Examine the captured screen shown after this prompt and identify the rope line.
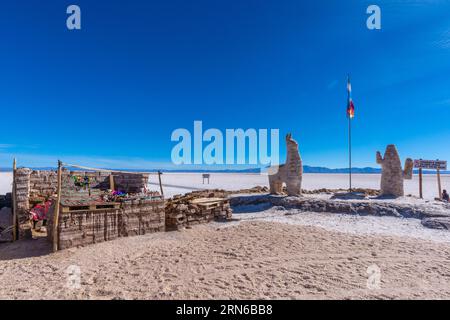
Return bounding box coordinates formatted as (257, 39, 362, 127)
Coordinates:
(61, 162, 161, 175)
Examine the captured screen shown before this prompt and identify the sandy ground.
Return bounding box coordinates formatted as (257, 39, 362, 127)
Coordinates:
(1, 219, 450, 300)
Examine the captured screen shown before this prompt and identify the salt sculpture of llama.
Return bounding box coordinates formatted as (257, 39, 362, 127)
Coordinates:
(376, 144, 413, 197)
(268, 133, 303, 196)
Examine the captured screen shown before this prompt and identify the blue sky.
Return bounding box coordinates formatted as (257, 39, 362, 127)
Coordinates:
(1, 0, 450, 169)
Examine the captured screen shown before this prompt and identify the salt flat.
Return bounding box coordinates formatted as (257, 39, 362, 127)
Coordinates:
(2, 172, 449, 200)
(0, 173, 12, 195)
(150, 172, 450, 200)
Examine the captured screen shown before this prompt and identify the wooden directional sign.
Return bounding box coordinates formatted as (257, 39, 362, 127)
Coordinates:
(413, 159, 447, 170)
(413, 159, 447, 200)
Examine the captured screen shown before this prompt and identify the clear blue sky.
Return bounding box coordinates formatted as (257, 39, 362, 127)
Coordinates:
(1, 0, 450, 169)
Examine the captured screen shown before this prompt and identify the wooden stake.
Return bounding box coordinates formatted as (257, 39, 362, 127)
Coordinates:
(419, 167, 423, 199)
(109, 174, 115, 191)
(437, 164, 442, 200)
(52, 160, 63, 252)
(158, 171, 164, 197)
(12, 158, 17, 242)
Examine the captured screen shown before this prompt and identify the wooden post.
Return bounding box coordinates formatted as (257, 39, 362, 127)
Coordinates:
(12, 158, 17, 241)
(52, 160, 63, 252)
(437, 163, 442, 200)
(419, 167, 423, 199)
(109, 174, 115, 191)
(158, 171, 164, 197)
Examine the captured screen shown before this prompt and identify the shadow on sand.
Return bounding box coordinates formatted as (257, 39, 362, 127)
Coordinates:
(230, 194, 280, 214)
(371, 195, 399, 200)
(0, 238, 52, 261)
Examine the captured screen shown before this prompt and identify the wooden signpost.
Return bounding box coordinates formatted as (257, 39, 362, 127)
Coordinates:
(413, 159, 447, 199)
(53, 160, 63, 252)
(12, 158, 17, 241)
(202, 173, 210, 184)
(437, 166, 442, 200)
(157, 171, 164, 197)
(109, 174, 115, 191)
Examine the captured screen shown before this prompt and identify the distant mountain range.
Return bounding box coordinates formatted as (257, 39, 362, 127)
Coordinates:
(302, 166, 381, 174)
(1, 165, 449, 174)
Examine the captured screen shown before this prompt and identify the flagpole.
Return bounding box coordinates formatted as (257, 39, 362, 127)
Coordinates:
(347, 74, 352, 192)
(349, 116, 352, 192)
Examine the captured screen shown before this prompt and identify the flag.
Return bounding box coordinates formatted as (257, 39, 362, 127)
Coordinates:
(347, 76, 355, 119)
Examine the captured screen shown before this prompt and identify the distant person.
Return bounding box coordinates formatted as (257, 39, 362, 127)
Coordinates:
(442, 190, 449, 202)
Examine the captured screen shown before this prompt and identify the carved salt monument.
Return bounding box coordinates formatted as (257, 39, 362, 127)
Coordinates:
(376, 144, 413, 197)
(269, 133, 303, 196)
